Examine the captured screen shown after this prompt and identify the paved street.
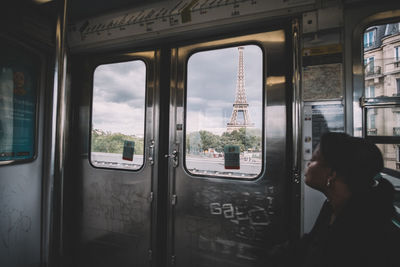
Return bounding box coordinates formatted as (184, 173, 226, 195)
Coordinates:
(91, 152, 262, 177)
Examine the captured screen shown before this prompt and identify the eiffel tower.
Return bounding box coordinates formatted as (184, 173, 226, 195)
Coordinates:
(227, 46, 254, 132)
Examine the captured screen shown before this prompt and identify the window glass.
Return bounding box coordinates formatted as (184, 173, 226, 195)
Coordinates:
(366, 107, 400, 136)
(0, 40, 39, 162)
(185, 45, 263, 179)
(362, 22, 400, 202)
(396, 78, 400, 95)
(364, 57, 377, 76)
(90, 60, 146, 170)
(365, 85, 375, 97)
(364, 30, 375, 48)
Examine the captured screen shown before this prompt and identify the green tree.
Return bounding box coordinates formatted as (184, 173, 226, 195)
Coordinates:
(91, 129, 144, 155)
(185, 128, 262, 154)
(187, 131, 202, 154)
(199, 130, 219, 152)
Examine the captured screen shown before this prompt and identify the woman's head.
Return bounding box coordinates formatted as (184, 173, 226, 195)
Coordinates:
(318, 132, 383, 194)
(305, 132, 383, 195)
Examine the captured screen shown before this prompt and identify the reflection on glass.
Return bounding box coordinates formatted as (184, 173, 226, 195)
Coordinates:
(366, 107, 400, 136)
(185, 45, 263, 179)
(90, 60, 146, 170)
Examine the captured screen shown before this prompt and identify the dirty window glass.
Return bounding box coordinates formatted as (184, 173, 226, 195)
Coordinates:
(90, 60, 146, 170)
(185, 45, 263, 179)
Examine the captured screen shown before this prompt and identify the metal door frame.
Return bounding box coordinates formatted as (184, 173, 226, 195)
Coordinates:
(166, 23, 298, 267)
(62, 49, 160, 267)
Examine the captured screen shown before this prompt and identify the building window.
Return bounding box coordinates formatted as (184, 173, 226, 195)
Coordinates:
(364, 57, 375, 75)
(397, 79, 400, 95)
(367, 111, 376, 129)
(396, 146, 400, 169)
(395, 46, 400, 62)
(364, 30, 376, 48)
(365, 85, 375, 97)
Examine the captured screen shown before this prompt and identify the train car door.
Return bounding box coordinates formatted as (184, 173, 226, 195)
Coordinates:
(167, 28, 295, 267)
(65, 50, 159, 267)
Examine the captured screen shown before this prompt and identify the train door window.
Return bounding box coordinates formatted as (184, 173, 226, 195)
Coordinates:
(90, 60, 146, 170)
(0, 39, 39, 163)
(185, 45, 263, 179)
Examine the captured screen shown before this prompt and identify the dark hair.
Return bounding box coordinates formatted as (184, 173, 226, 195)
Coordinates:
(319, 132, 394, 199)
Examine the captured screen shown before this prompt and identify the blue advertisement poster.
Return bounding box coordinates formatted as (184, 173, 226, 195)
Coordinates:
(0, 42, 38, 161)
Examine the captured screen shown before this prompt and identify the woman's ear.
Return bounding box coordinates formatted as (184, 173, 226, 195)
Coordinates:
(326, 170, 337, 188)
(328, 169, 337, 180)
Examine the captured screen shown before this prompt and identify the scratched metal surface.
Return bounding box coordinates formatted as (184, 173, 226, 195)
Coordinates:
(0, 167, 41, 266)
(168, 29, 291, 267)
(75, 165, 152, 267)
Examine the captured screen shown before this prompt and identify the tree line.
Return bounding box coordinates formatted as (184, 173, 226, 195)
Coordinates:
(91, 128, 261, 156)
(91, 129, 144, 155)
(186, 128, 261, 154)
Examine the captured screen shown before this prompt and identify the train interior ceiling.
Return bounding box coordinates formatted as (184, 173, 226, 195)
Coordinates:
(1, 0, 400, 267)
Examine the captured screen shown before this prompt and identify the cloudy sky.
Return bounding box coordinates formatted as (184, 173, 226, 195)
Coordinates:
(92, 60, 146, 136)
(187, 45, 263, 134)
(92, 44, 263, 136)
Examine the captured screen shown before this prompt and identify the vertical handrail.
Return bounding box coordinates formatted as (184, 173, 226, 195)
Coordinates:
(292, 19, 302, 182)
(291, 18, 302, 238)
(51, 0, 69, 265)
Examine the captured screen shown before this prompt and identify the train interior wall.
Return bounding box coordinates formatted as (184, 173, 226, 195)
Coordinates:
(0, 0, 400, 267)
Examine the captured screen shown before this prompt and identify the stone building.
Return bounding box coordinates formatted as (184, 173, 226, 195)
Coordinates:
(364, 22, 400, 169)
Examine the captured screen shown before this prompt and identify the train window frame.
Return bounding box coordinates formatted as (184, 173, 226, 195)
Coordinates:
(88, 58, 148, 172)
(360, 20, 400, 177)
(0, 37, 42, 166)
(183, 42, 265, 180)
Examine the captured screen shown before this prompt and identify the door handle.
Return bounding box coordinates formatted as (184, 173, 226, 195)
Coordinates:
(148, 140, 155, 165)
(165, 149, 178, 167)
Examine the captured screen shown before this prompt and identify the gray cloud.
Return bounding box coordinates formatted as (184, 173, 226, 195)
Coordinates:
(94, 60, 146, 104)
(187, 45, 263, 132)
(91, 45, 263, 136)
(92, 60, 146, 135)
